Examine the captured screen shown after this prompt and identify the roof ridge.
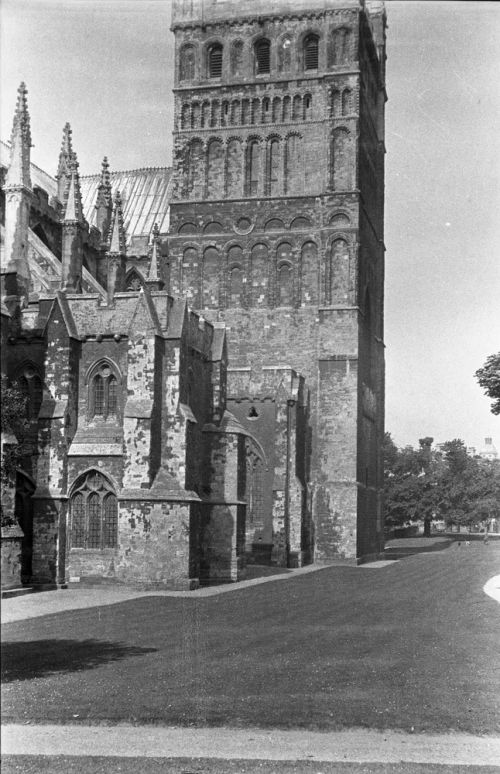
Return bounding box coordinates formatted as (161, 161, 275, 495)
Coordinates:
(80, 166, 172, 179)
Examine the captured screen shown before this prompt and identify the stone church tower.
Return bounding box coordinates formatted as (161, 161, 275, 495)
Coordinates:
(168, 0, 387, 563)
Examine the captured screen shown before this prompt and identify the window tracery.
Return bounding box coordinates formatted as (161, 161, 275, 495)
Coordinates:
(70, 471, 118, 550)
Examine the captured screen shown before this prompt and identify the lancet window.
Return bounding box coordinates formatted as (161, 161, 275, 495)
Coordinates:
(88, 361, 119, 420)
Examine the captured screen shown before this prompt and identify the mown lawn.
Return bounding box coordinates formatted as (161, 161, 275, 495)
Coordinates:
(2, 543, 499, 733)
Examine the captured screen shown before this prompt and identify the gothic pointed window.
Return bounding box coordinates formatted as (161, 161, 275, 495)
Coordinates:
(208, 43, 223, 78)
(304, 34, 319, 70)
(255, 39, 271, 75)
(89, 362, 120, 420)
(126, 270, 143, 291)
(70, 471, 118, 550)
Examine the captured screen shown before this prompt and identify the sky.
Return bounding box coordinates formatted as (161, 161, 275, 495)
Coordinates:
(1, 0, 499, 452)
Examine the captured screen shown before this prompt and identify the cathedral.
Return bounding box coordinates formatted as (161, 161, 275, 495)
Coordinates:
(0, 0, 387, 590)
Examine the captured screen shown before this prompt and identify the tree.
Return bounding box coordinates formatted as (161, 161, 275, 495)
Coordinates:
(384, 435, 500, 536)
(384, 434, 442, 534)
(1, 378, 28, 526)
(475, 352, 500, 415)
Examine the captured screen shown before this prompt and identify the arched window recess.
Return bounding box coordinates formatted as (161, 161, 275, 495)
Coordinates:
(70, 470, 118, 550)
(303, 34, 319, 71)
(86, 360, 121, 421)
(208, 43, 223, 78)
(255, 38, 271, 75)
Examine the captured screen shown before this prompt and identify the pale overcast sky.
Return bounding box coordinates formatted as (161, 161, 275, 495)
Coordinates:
(1, 0, 499, 452)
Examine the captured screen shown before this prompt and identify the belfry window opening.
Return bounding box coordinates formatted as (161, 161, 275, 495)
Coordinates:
(304, 34, 319, 70)
(255, 39, 271, 75)
(208, 43, 223, 78)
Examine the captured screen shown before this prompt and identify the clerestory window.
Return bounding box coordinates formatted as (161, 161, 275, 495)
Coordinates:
(89, 362, 119, 420)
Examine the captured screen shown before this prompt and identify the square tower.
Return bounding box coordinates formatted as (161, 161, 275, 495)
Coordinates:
(168, 0, 387, 562)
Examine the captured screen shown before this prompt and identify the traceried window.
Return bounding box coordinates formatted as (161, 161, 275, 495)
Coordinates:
(208, 43, 223, 78)
(304, 34, 319, 70)
(255, 39, 271, 75)
(126, 270, 143, 291)
(89, 362, 119, 420)
(70, 471, 118, 549)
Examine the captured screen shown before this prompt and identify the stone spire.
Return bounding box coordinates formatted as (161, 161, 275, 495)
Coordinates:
(61, 154, 84, 293)
(56, 122, 75, 203)
(145, 223, 164, 291)
(2, 82, 33, 306)
(106, 190, 127, 302)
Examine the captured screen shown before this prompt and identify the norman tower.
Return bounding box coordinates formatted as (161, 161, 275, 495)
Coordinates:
(168, 0, 387, 564)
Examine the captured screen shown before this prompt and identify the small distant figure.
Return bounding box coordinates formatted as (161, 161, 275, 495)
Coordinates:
(483, 521, 490, 545)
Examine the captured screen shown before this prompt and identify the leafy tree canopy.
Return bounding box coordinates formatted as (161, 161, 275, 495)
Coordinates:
(475, 352, 500, 415)
(384, 433, 500, 532)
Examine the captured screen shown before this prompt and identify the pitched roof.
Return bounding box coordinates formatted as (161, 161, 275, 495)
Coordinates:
(0, 143, 171, 245)
(80, 167, 171, 245)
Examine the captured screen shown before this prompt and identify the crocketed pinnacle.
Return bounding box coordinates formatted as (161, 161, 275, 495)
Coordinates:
(56, 122, 76, 202)
(5, 82, 32, 189)
(63, 154, 84, 223)
(108, 191, 127, 254)
(96, 156, 112, 208)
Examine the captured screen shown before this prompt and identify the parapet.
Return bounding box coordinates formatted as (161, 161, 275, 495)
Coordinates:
(172, 0, 372, 25)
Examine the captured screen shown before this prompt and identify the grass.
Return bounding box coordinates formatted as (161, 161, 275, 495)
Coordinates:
(2, 543, 499, 733)
(3, 758, 499, 774)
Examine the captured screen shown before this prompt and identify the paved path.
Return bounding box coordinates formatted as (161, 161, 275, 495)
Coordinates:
(3, 725, 500, 766)
(1, 560, 398, 624)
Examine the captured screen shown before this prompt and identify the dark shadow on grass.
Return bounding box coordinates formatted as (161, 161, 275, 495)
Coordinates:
(1, 639, 157, 683)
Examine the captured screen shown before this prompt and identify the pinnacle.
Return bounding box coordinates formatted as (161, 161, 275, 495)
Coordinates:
(108, 190, 127, 254)
(63, 154, 84, 223)
(11, 81, 32, 146)
(148, 223, 161, 280)
(5, 82, 32, 189)
(61, 122, 73, 154)
(96, 156, 112, 207)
